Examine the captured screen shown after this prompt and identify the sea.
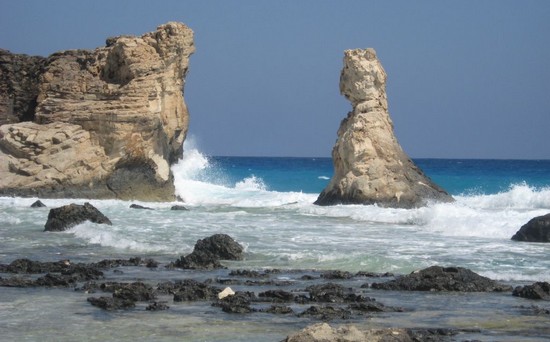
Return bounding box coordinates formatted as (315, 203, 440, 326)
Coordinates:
(1, 146, 550, 341)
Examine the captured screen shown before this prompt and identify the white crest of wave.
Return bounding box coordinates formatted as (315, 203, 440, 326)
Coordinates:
(302, 183, 550, 239)
(458, 183, 550, 209)
(171, 140, 315, 206)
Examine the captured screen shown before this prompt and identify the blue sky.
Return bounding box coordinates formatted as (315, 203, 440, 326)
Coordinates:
(1, 1, 549, 158)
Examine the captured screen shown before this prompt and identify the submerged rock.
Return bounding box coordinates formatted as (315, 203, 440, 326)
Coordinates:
(371, 266, 512, 292)
(214, 292, 256, 314)
(129, 204, 154, 210)
(44, 202, 112, 232)
(30, 200, 46, 208)
(170, 205, 189, 211)
(0, 22, 195, 201)
(511, 213, 550, 242)
(315, 48, 453, 208)
(173, 234, 244, 269)
(87, 296, 136, 311)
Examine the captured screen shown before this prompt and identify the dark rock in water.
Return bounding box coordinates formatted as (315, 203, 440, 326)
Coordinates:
(171, 279, 219, 301)
(298, 305, 352, 320)
(214, 292, 256, 314)
(105, 282, 156, 302)
(321, 270, 353, 279)
(44, 202, 112, 232)
(30, 200, 46, 208)
(129, 203, 154, 210)
(513, 282, 550, 300)
(349, 301, 403, 313)
(34, 273, 77, 287)
(0, 276, 35, 287)
(173, 234, 244, 270)
(146, 301, 170, 311)
(229, 269, 269, 278)
(92, 257, 144, 269)
(0, 259, 103, 285)
(87, 296, 136, 311)
(511, 213, 550, 242)
(170, 205, 189, 211)
(306, 283, 346, 303)
(262, 305, 294, 314)
(0, 258, 71, 273)
(371, 266, 513, 292)
(258, 289, 296, 303)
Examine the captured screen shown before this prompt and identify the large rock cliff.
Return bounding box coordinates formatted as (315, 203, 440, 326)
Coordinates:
(0, 22, 194, 201)
(315, 48, 453, 208)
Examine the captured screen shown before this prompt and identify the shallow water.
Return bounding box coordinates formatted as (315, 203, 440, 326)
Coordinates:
(1, 150, 550, 340)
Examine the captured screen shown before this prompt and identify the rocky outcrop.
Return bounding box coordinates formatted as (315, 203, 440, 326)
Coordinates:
(513, 282, 550, 300)
(371, 266, 512, 292)
(173, 234, 244, 269)
(44, 202, 112, 232)
(0, 49, 46, 125)
(511, 213, 550, 242)
(0, 22, 194, 201)
(315, 48, 453, 208)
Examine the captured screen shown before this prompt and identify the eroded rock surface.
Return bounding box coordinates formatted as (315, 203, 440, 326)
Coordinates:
(0, 22, 194, 201)
(315, 48, 453, 208)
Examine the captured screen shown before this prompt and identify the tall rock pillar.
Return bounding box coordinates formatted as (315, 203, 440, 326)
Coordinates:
(315, 48, 453, 208)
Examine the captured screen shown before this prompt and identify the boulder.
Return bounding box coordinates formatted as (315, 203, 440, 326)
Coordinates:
(513, 282, 550, 300)
(511, 213, 550, 242)
(371, 266, 512, 292)
(315, 48, 453, 208)
(44, 202, 112, 232)
(0, 22, 195, 201)
(173, 234, 244, 269)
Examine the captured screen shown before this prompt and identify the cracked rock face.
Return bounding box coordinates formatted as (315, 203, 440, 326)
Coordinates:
(315, 48, 453, 208)
(0, 22, 194, 201)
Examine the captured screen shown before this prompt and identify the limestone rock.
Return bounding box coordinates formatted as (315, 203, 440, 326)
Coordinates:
(511, 213, 550, 242)
(0, 22, 194, 201)
(315, 48, 453, 208)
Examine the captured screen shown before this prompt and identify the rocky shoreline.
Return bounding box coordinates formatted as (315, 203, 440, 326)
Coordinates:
(1, 233, 548, 341)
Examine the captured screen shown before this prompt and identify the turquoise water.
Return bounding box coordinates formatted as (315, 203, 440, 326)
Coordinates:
(1, 149, 550, 341)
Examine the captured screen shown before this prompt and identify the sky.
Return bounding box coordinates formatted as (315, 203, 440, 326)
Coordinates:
(1, 1, 549, 159)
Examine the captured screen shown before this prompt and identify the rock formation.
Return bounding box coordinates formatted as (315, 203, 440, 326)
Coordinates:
(0, 22, 194, 201)
(315, 48, 453, 208)
(511, 213, 550, 242)
(370, 266, 512, 292)
(44, 202, 112, 232)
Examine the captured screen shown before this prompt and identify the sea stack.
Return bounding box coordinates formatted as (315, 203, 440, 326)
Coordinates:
(315, 48, 453, 208)
(0, 22, 194, 201)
